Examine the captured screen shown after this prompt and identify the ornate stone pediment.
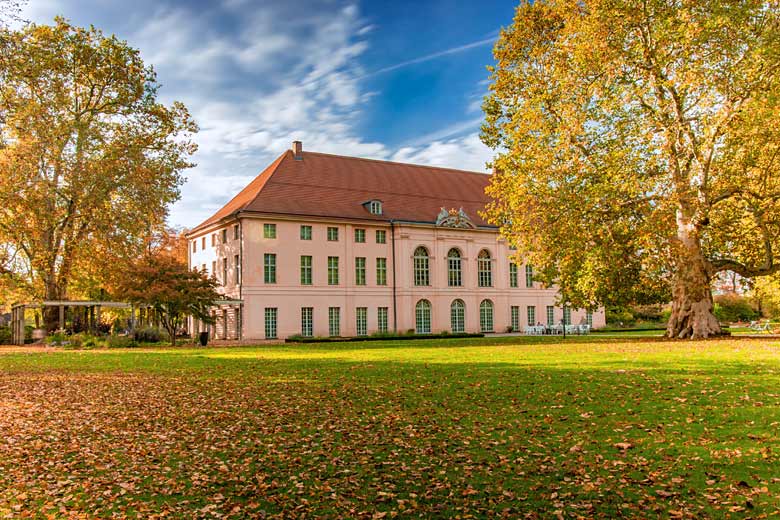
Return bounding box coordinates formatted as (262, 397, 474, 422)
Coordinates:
(436, 207, 476, 229)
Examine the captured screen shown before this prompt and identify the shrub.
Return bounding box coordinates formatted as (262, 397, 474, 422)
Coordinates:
(606, 306, 635, 326)
(107, 335, 138, 348)
(134, 327, 169, 343)
(713, 294, 759, 323)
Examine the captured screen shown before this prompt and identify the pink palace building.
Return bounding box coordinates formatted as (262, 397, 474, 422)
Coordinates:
(186, 141, 605, 340)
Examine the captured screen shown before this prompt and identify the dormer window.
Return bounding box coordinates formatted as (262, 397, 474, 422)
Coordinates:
(366, 200, 382, 215)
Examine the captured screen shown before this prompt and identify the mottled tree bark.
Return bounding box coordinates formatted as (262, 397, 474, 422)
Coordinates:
(666, 211, 723, 339)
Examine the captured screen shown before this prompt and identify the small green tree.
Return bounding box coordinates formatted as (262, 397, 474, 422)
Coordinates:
(119, 255, 219, 346)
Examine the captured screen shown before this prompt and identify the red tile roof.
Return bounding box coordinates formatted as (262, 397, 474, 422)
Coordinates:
(192, 149, 494, 232)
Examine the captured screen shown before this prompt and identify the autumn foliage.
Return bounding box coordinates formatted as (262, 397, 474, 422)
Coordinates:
(482, 0, 780, 338)
(118, 255, 219, 346)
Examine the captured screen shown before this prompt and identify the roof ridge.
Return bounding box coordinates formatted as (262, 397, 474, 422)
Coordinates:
(304, 150, 492, 176)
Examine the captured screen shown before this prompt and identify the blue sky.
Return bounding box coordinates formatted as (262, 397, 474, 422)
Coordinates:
(22, 0, 514, 228)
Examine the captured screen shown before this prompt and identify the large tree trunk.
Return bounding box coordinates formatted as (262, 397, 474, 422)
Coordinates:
(666, 212, 723, 339)
(42, 276, 65, 332)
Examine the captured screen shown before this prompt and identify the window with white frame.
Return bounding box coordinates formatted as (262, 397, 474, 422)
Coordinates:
(328, 256, 339, 285)
(264, 223, 276, 239)
(478, 250, 492, 287)
(222, 257, 227, 285)
(447, 248, 462, 287)
(354, 229, 366, 243)
(413, 246, 430, 286)
(450, 299, 465, 333)
(356, 307, 367, 336)
(327, 227, 338, 241)
(546, 305, 555, 326)
(511, 305, 520, 331)
(525, 264, 534, 288)
(328, 307, 340, 337)
(300, 225, 312, 240)
(563, 306, 571, 325)
(234, 255, 240, 285)
(509, 262, 518, 288)
(221, 229, 227, 243)
(376, 257, 387, 285)
(264, 308, 277, 339)
(369, 200, 382, 215)
(300, 255, 312, 285)
(415, 299, 432, 334)
(376, 230, 386, 244)
(527, 305, 536, 326)
(264, 254, 276, 283)
(586, 310, 593, 327)
(480, 299, 494, 332)
(355, 257, 366, 285)
(377, 307, 388, 333)
(192, 241, 196, 253)
(301, 307, 313, 337)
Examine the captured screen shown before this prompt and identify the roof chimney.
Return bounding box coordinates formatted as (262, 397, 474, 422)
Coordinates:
(292, 140, 303, 160)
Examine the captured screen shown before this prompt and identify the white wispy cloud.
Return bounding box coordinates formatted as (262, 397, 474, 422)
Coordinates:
(358, 35, 497, 79)
(19, 0, 495, 228)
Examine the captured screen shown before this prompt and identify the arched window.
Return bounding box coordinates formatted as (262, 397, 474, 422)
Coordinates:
(447, 248, 462, 287)
(415, 299, 432, 334)
(479, 299, 494, 332)
(478, 249, 492, 287)
(413, 246, 430, 286)
(451, 299, 465, 333)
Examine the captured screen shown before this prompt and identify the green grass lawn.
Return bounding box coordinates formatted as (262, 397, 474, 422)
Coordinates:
(1, 336, 779, 518)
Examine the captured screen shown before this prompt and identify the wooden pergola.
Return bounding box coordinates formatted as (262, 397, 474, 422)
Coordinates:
(10, 300, 131, 345)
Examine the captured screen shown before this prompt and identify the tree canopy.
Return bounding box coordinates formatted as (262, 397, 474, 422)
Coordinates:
(0, 19, 197, 313)
(482, 0, 780, 338)
(119, 254, 219, 347)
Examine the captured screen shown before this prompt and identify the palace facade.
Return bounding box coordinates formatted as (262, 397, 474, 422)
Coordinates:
(186, 141, 605, 340)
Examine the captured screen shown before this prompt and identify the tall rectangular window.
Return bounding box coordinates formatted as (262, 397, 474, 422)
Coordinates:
(376, 230, 386, 244)
(328, 256, 339, 285)
(356, 307, 367, 336)
(563, 306, 571, 326)
(264, 223, 277, 239)
(264, 254, 276, 283)
(354, 229, 365, 243)
(264, 308, 277, 339)
(300, 225, 312, 240)
(212, 260, 216, 275)
(234, 254, 240, 285)
(301, 307, 313, 337)
(327, 227, 338, 241)
(509, 263, 518, 288)
(221, 229, 227, 243)
(546, 305, 555, 326)
(525, 264, 534, 288)
(586, 311, 593, 327)
(355, 257, 366, 285)
(234, 224, 239, 240)
(328, 307, 340, 337)
(300, 255, 312, 285)
(377, 307, 388, 333)
(511, 306, 520, 331)
(202, 236, 206, 249)
(222, 257, 227, 284)
(211, 234, 216, 246)
(192, 241, 197, 253)
(527, 305, 536, 326)
(376, 257, 387, 285)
